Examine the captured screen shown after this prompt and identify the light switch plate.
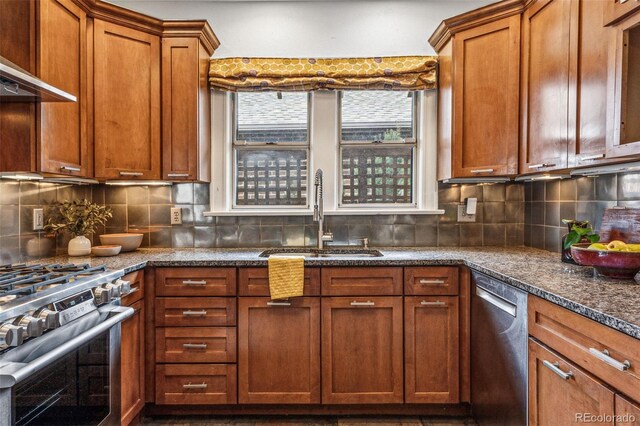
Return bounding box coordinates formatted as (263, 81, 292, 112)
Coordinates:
(457, 204, 476, 222)
(170, 207, 182, 225)
(33, 208, 44, 230)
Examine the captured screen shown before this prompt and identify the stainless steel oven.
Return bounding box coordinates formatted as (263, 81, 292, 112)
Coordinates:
(0, 264, 135, 426)
(0, 304, 132, 426)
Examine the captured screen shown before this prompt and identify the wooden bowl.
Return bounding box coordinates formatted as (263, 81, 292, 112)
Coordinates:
(99, 233, 143, 252)
(570, 243, 640, 279)
(91, 245, 122, 257)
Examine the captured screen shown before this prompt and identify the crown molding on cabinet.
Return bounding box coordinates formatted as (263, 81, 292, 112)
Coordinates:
(162, 21, 220, 56)
(428, 0, 535, 52)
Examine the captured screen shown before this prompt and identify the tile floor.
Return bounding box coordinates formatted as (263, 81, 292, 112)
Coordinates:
(142, 416, 477, 426)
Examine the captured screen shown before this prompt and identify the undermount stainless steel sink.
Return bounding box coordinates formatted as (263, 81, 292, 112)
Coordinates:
(259, 248, 383, 258)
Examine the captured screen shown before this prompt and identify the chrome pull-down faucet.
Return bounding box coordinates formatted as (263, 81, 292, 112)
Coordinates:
(313, 169, 333, 249)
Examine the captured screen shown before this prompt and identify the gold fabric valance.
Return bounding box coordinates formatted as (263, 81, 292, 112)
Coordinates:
(208, 56, 437, 92)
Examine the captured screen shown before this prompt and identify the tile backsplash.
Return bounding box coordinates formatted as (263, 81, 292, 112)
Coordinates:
(0, 180, 524, 262)
(523, 172, 640, 252)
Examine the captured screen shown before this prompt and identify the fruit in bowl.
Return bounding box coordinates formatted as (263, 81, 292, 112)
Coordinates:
(571, 241, 640, 279)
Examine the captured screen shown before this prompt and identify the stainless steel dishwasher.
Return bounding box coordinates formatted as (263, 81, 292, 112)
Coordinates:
(471, 271, 528, 426)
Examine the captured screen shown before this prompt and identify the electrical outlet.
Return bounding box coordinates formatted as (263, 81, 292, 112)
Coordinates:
(457, 204, 476, 222)
(170, 207, 182, 225)
(33, 208, 44, 230)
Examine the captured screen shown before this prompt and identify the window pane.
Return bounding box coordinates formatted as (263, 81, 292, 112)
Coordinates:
(236, 92, 308, 143)
(235, 149, 308, 206)
(341, 146, 413, 204)
(341, 91, 414, 142)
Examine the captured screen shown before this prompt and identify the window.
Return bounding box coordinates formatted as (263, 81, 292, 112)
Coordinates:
(233, 92, 310, 207)
(207, 90, 440, 216)
(339, 91, 417, 205)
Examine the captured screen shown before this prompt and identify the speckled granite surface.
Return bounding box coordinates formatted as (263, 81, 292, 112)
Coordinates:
(38, 246, 640, 339)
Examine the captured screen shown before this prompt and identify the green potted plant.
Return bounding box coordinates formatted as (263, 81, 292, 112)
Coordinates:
(44, 199, 112, 256)
(561, 219, 600, 264)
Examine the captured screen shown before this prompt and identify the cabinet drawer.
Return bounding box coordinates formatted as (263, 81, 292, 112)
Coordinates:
(321, 267, 403, 295)
(156, 327, 237, 363)
(404, 267, 458, 295)
(529, 296, 640, 402)
(155, 364, 237, 405)
(156, 268, 236, 296)
(238, 267, 320, 296)
(121, 269, 144, 306)
(155, 298, 236, 327)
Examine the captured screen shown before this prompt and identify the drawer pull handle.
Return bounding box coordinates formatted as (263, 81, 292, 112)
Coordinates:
(589, 348, 631, 371)
(122, 287, 139, 297)
(119, 171, 143, 176)
(183, 343, 208, 349)
(421, 300, 446, 306)
(182, 310, 207, 316)
(167, 173, 190, 178)
(267, 301, 292, 306)
(182, 382, 208, 390)
(350, 301, 375, 307)
(419, 279, 445, 285)
(581, 154, 605, 161)
(528, 163, 555, 169)
(182, 280, 208, 285)
(60, 165, 81, 172)
(470, 168, 494, 174)
(543, 360, 573, 380)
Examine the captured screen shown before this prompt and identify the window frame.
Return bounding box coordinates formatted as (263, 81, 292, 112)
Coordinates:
(205, 90, 442, 217)
(338, 90, 419, 207)
(231, 92, 312, 210)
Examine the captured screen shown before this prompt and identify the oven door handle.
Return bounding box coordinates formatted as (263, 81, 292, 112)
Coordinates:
(0, 305, 134, 389)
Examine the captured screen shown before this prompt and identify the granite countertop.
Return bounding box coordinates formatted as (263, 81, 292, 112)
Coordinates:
(40, 246, 640, 340)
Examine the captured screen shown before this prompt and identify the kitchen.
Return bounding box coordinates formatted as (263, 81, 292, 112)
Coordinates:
(0, 0, 639, 425)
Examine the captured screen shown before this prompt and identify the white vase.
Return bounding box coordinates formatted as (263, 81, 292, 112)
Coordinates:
(68, 235, 91, 256)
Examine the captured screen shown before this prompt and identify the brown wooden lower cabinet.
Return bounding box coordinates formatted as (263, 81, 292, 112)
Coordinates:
(528, 338, 615, 425)
(238, 297, 320, 404)
(404, 296, 459, 403)
(321, 296, 403, 404)
(155, 364, 237, 405)
(616, 395, 640, 425)
(121, 299, 145, 425)
(156, 327, 236, 364)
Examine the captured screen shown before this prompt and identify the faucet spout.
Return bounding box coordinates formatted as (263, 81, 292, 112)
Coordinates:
(313, 169, 332, 249)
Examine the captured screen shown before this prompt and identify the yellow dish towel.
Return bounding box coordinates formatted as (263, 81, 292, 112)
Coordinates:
(268, 256, 305, 300)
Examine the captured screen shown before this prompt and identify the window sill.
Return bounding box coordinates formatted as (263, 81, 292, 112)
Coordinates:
(203, 208, 444, 217)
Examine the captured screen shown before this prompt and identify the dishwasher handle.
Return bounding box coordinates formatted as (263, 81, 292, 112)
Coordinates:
(475, 286, 517, 317)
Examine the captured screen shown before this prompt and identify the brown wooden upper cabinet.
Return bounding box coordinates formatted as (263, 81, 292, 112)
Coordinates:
(520, 0, 576, 174)
(433, 15, 520, 180)
(38, 0, 90, 177)
(161, 25, 218, 182)
(93, 20, 161, 180)
(607, 11, 640, 158)
(604, 0, 640, 26)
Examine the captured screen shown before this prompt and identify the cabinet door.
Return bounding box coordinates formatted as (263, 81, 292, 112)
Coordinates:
(38, 0, 89, 177)
(615, 395, 640, 425)
(529, 339, 614, 425)
(238, 297, 320, 404)
(321, 297, 403, 404)
(94, 20, 160, 180)
(607, 12, 640, 158)
(162, 37, 210, 182)
(452, 15, 520, 177)
(121, 299, 145, 426)
(572, 0, 616, 167)
(405, 296, 459, 403)
(520, 0, 576, 173)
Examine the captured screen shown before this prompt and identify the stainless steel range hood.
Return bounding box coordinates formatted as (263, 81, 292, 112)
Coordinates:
(0, 56, 76, 102)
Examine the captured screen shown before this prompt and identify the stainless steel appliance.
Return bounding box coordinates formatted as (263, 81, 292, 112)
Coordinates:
(0, 56, 76, 102)
(471, 271, 527, 426)
(0, 263, 135, 426)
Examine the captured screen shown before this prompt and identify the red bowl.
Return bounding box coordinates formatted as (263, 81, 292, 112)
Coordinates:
(571, 243, 640, 279)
